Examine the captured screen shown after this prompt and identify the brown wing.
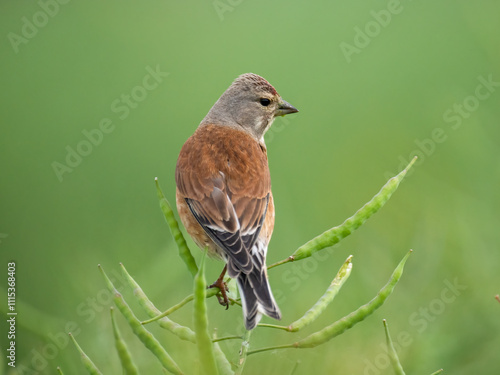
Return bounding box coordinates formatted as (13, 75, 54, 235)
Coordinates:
(175, 124, 271, 277)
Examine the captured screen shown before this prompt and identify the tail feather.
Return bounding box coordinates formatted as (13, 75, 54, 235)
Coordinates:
(237, 268, 281, 330)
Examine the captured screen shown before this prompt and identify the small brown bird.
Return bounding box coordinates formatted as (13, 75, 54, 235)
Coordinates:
(175, 73, 298, 329)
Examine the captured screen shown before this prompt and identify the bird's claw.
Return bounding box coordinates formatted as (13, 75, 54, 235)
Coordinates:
(208, 279, 229, 309)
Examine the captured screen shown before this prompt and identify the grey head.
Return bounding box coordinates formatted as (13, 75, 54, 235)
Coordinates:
(200, 73, 298, 141)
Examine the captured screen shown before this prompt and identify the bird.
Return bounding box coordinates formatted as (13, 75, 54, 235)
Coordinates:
(175, 73, 298, 330)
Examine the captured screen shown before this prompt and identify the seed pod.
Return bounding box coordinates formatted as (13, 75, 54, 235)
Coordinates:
(293, 251, 411, 348)
(288, 256, 353, 332)
(99, 265, 184, 374)
(111, 307, 139, 375)
(212, 330, 235, 375)
(120, 263, 196, 343)
(193, 253, 219, 375)
(69, 332, 103, 375)
(156, 177, 198, 277)
(291, 159, 416, 262)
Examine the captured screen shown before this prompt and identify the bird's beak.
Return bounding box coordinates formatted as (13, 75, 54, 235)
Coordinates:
(275, 99, 299, 117)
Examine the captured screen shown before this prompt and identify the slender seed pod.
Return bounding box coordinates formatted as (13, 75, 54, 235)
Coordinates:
(291, 158, 416, 262)
(56, 367, 64, 375)
(99, 265, 184, 375)
(293, 251, 411, 348)
(383, 319, 406, 375)
(120, 263, 196, 343)
(156, 177, 198, 277)
(212, 330, 236, 375)
(110, 307, 139, 375)
(268, 157, 417, 270)
(69, 332, 103, 375)
(288, 256, 353, 332)
(248, 251, 412, 356)
(193, 252, 219, 375)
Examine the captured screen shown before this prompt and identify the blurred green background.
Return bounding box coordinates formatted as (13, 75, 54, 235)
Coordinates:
(1, 0, 499, 374)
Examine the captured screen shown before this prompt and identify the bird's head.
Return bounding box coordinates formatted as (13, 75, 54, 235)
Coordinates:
(201, 73, 298, 141)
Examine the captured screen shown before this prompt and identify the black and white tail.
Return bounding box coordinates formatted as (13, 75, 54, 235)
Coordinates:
(235, 258, 281, 330)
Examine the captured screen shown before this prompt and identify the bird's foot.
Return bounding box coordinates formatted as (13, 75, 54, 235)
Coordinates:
(208, 278, 229, 309)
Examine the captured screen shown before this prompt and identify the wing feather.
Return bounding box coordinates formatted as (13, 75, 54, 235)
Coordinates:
(176, 125, 272, 276)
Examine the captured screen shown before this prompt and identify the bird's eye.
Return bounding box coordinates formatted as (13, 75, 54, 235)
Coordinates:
(259, 98, 271, 106)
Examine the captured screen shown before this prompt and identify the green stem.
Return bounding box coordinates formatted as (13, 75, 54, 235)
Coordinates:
(247, 344, 294, 356)
(212, 335, 244, 343)
(383, 319, 406, 375)
(140, 294, 194, 325)
(235, 330, 252, 375)
(267, 256, 294, 270)
(228, 298, 242, 307)
(257, 323, 290, 331)
(141, 288, 220, 325)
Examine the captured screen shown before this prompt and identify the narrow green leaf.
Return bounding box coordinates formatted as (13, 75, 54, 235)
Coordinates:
(110, 307, 139, 375)
(430, 370, 444, 375)
(193, 252, 219, 375)
(383, 319, 406, 375)
(99, 265, 184, 375)
(120, 263, 196, 343)
(248, 251, 412, 355)
(156, 177, 198, 277)
(69, 332, 103, 375)
(268, 157, 417, 269)
(288, 255, 353, 332)
(57, 366, 64, 375)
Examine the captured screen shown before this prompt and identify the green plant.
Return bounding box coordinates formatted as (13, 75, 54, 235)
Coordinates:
(66, 157, 424, 374)
(382, 319, 443, 375)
